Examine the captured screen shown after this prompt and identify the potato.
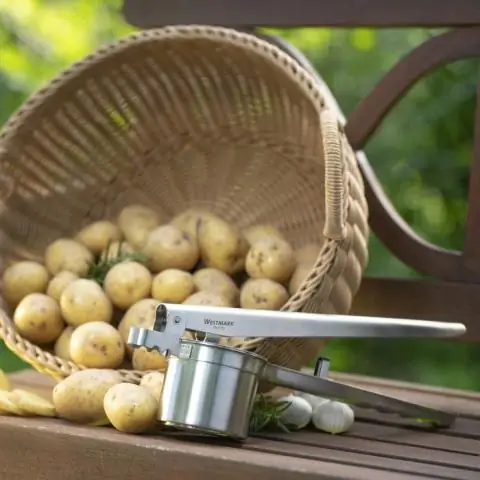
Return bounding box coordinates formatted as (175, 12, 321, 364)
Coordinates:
(243, 224, 287, 245)
(44, 238, 94, 276)
(69, 322, 125, 369)
(245, 237, 296, 284)
(139, 372, 165, 401)
(54, 326, 75, 360)
(0, 390, 23, 415)
(0, 369, 10, 391)
(104, 261, 152, 310)
(151, 269, 194, 304)
(76, 220, 122, 255)
(13, 293, 65, 345)
(104, 383, 157, 434)
(117, 204, 160, 250)
(10, 389, 56, 417)
(53, 369, 122, 424)
(170, 208, 216, 242)
(289, 263, 313, 295)
(46, 271, 78, 302)
(183, 291, 230, 307)
(100, 241, 135, 261)
(143, 225, 199, 273)
(192, 268, 239, 306)
(132, 347, 167, 371)
(60, 279, 113, 326)
(295, 243, 322, 265)
(198, 216, 249, 275)
(2, 261, 50, 307)
(118, 298, 159, 357)
(240, 278, 289, 310)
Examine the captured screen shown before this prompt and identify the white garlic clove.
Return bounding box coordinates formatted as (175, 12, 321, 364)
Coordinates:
(294, 391, 329, 410)
(277, 395, 313, 430)
(312, 400, 355, 434)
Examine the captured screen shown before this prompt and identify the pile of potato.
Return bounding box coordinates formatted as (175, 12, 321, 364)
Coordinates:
(0, 366, 165, 434)
(2, 205, 322, 371)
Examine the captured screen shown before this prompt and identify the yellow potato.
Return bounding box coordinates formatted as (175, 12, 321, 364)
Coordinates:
(53, 369, 122, 424)
(10, 389, 56, 417)
(245, 237, 296, 284)
(289, 263, 313, 295)
(151, 269, 195, 304)
(198, 216, 249, 275)
(54, 326, 75, 360)
(44, 238, 94, 276)
(0, 390, 23, 415)
(170, 208, 217, 242)
(243, 224, 287, 245)
(104, 383, 157, 434)
(240, 278, 289, 310)
(46, 271, 78, 302)
(100, 241, 135, 261)
(76, 220, 122, 255)
(69, 321, 125, 369)
(60, 279, 113, 326)
(2, 261, 50, 308)
(117, 204, 160, 250)
(183, 291, 230, 307)
(0, 369, 10, 391)
(142, 225, 199, 273)
(104, 261, 152, 310)
(13, 293, 65, 345)
(118, 298, 159, 357)
(192, 268, 240, 306)
(295, 243, 322, 265)
(139, 372, 165, 401)
(132, 347, 167, 371)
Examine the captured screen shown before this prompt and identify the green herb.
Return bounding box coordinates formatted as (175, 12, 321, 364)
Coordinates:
(84, 241, 147, 286)
(249, 394, 292, 434)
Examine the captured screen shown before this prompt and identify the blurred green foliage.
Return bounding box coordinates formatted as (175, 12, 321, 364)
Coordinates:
(0, 1, 479, 390)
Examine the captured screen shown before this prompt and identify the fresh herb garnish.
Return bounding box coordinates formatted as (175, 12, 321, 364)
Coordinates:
(84, 241, 147, 286)
(249, 394, 292, 433)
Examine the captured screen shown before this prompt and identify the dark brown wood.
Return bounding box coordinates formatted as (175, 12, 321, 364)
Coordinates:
(1, 370, 478, 480)
(350, 277, 480, 341)
(122, 0, 480, 28)
(464, 83, 480, 267)
(346, 27, 480, 281)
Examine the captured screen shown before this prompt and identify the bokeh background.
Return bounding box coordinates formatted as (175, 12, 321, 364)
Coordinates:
(1, 1, 479, 390)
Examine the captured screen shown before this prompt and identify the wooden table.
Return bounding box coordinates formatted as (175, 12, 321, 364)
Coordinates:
(0, 370, 479, 480)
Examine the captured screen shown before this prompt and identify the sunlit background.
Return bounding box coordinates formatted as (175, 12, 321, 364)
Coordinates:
(1, 0, 479, 390)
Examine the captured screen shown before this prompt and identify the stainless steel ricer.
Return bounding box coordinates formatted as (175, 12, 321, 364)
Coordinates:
(128, 304, 466, 440)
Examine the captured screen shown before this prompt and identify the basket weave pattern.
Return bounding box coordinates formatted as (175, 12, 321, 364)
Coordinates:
(0, 26, 369, 383)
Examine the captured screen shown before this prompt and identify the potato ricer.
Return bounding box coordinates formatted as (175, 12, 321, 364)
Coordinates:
(128, 304, 466, 440)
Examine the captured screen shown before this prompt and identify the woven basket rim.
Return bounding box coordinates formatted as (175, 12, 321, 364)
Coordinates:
(0, 25, 334, 148)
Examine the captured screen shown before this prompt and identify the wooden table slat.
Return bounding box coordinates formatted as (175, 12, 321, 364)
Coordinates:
(257, 430, 480, 470)
(2, 369, 479, 480)
(245, 437, 478, 480)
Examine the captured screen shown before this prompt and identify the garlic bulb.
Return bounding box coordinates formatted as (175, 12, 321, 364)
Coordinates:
(295, 391, 329, 410)
(312, 400, 355, 434)
(278, 395, 313, 429)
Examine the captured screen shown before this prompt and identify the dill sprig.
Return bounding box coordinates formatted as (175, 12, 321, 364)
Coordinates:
(249, 394, 292, 434)
(84, 241, 147, 286)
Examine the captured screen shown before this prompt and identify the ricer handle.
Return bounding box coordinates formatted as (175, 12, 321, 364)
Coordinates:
(262, 362, 455, 427)
(163, 304, 466, 340)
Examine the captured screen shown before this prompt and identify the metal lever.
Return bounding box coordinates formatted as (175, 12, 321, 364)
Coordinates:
(263, 362, 456, 427)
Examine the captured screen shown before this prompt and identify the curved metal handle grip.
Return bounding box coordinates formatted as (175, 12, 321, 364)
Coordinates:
(263, 363, 456, 427)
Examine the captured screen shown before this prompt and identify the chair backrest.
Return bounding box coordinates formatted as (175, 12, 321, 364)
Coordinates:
(121, 0, 480, 343)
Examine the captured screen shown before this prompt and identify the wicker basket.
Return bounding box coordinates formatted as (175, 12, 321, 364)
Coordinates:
(0, 26, 369, 383)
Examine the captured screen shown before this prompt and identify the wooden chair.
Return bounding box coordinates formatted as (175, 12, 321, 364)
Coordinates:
(122, 0, 480, 343)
